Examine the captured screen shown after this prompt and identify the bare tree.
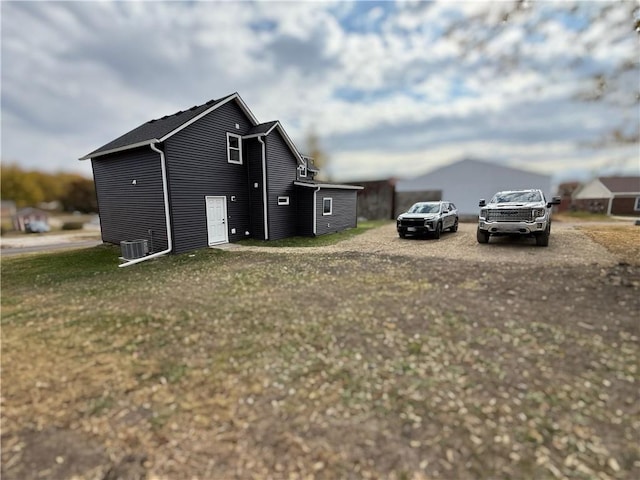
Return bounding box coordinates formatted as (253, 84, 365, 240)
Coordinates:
(305, 128, 331, 181)
(439, 0, 639, 147)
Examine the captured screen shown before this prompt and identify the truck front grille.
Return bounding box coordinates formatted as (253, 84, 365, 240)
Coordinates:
(486, 209, 534, 222)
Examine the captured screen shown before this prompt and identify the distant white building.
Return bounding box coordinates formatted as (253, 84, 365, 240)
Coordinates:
(396, 158, 552, 216)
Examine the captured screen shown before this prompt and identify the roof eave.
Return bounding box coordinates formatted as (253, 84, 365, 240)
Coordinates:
(293, 181, 364, 190)
(80, 92, 260, 161)
(79, 139, 159, 160)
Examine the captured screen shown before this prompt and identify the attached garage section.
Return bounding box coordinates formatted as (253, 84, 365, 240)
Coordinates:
(294, 182, 362, 236)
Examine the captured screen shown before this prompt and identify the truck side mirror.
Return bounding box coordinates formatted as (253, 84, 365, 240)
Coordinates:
(547, 196, 561, 207)
(479, 199, 486, 207)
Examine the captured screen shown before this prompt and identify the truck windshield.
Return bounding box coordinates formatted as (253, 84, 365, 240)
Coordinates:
(491, 191, 542, 203)
(408, 203, 440, 214)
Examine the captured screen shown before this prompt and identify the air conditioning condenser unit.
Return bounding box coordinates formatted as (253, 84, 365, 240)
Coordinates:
(120, 239, 149, 260)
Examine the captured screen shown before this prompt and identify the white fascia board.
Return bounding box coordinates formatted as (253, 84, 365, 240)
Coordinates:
(272, 122, 304, 165)
(293, 181, 364, 190)
(78, 139, 158, 160)
(245, 121, 305, 166)
(158, 93, 259, 143)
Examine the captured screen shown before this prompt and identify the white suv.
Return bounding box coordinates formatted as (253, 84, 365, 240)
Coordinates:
(477, 189, 560, 247)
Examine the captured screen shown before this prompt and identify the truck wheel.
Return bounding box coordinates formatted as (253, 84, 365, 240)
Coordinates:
(433, 222, 442, 239)
(477, 228, 489, 244)
(399, 231, 406, 239)
(535, 227, 550, 247)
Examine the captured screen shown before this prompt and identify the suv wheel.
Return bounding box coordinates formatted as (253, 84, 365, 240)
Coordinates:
(451, 219, 458, 232)
(477, 228, 489, 244)
(433, 222, 442, 239)
(535, 225, 550, 247)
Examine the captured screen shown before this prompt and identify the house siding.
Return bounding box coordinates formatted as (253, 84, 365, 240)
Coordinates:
(265, 130, 298, 240)
(315, 188, 358, 236)
(92, 147, 168, 251)
(245, 137, 265, 240)
(296, 188, 315, 236)
(164, 100, 254, 253)
(573, 180, 612, 200)
(611, 196, 640, 216)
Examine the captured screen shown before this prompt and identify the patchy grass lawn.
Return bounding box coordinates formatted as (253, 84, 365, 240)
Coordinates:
(578, 225, 640, 266)
(1, 241, 639, 479)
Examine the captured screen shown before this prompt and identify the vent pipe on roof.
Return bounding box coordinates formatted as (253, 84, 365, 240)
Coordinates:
(119, 142, 173, 267)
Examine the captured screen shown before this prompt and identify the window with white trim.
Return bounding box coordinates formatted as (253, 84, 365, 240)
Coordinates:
(322, 197, 333, 215)
(227, 133, 242, 164)
(278, 196, 290, 206)
(298, 159, 307, 178)
(634, 197, 640, 211)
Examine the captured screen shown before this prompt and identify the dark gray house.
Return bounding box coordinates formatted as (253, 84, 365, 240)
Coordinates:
(80, 92, 362, 266)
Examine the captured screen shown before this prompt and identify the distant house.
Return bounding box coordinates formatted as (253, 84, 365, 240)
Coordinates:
(79, 92, 362, 263)
(396, 158, 552, 217)
(12, 207, 49, 232)
(572, 176, 640, 216)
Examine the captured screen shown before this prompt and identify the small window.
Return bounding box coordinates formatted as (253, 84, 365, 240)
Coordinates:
(299, 159, 307, 178)
(278, 196, 290, 206)
(227, 133, 242, 164)
(635, 197, 640, 211)
(323, 197, 333, 215)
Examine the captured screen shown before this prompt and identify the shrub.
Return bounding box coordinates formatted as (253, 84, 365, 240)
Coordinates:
(62, 222, 84, 231)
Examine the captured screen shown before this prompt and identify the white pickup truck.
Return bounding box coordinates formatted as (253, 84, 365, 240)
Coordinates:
(477, 189, 561, 247)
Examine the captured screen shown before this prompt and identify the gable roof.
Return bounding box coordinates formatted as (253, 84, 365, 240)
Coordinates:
(79, 92, 258, 160)
(599, 176, 640, 194)
(243, 120, 304, 165)
(300, 155, 320, 172)
(246, 121, 279, 136)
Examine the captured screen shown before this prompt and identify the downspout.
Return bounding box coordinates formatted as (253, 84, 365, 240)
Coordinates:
(258, 136, 269, 240)
(119, 142, 173, 267)
(312, 185, 321, 236)
(607, 195, 614, 216)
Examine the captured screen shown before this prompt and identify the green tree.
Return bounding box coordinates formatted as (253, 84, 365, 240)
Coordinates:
(59, 178, 97, 213)
(0, 163, 45, 207)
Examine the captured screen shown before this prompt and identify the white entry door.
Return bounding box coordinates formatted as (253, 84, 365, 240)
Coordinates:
(205, 196, 228, 245)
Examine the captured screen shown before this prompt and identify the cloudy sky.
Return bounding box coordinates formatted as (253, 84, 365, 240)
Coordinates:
(2, 0, 639, 185)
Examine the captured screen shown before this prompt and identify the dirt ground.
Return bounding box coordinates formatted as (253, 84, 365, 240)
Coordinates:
(1, 221, 639, 479)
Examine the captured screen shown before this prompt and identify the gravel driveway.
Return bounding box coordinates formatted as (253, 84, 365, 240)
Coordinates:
(233, 221, 619, 266)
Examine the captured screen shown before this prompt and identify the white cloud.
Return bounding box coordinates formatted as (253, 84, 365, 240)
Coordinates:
(1, 0, 637, 187)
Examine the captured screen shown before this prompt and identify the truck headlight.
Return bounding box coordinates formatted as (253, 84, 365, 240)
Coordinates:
(533, 208, 545, 218)
(480, 209, 488, 219)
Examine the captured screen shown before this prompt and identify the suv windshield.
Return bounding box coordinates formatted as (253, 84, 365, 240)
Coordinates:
(491, 191, 542, 204)
(408, 203, 440, 214)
